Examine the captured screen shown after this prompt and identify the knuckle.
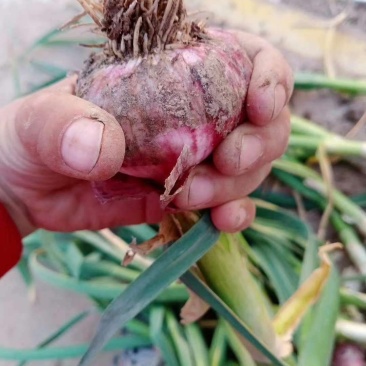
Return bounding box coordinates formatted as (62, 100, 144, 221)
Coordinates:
(214, 130, 243, 176)
(15, 91, 62, 148)
(15, 93, 49, 133)
(19, 91, 61, 127)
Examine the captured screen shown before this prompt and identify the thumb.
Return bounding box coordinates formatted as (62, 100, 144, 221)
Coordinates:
(14, 79, 125, 181)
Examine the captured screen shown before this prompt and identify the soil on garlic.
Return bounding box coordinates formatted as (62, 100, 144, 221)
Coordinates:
(75, 0, 252, 203)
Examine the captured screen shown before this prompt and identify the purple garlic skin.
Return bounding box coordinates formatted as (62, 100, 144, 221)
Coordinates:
(76, 29, 253, 204)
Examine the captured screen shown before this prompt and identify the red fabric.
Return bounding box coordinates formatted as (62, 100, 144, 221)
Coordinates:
(0, 203, 22, 277)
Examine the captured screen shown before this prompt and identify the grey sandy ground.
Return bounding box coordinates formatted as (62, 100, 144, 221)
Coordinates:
(0, 270, 115, 366)
(0, 2, 115, 365)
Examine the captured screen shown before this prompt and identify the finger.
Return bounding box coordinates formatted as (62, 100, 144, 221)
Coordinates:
(46, 74, 78, 94)
(211, 197, 256, 233)
(213, 107, 290, 176)
(233, 31, 294, 125)
(14, 90, 125, 181)
(27, 182, 163, 232)
(174, 163, 272, 210)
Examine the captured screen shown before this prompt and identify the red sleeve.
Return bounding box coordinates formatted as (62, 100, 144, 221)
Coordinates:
(0, 203, 22, 277)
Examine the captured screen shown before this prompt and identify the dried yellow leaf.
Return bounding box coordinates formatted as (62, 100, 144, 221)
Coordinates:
(273, 243, 343, 341)
(180, 268, 210, 325)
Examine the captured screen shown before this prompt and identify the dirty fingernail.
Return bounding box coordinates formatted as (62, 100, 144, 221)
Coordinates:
(188, 175, 215, 207)
(272, 84, 287, 120)
(61, 118, 104, 173)
(239, 135, 263, 171)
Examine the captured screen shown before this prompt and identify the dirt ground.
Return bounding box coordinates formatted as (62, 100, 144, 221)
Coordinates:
(270, 0, 366, 131)
(264, 0, 366, 198)
(280, 0, 366, 29)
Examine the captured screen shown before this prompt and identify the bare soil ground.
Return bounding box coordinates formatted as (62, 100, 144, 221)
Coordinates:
(270, 0, 366, 196)
(280, 0, 366, 29)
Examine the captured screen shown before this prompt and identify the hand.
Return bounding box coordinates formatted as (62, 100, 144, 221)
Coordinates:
(174, 31, 293, 232)
(0, 31, 293, 236)
(0, 78, 163, 236)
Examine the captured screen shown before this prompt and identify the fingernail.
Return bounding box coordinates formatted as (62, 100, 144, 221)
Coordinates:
(272, 84, 287, 120)
(61, 118, 104, 173)
(234, 207, 247, 231)
(188, 175, 215, 207)
(239, 135, 263, 171)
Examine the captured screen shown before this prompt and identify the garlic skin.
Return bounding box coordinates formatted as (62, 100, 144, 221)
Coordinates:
(77, 30, 252, 204)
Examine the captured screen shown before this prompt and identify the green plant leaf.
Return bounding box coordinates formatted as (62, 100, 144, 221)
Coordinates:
(31, 251, 127, 298)
(185, 323, 210, 366)
(25, 29, 62, 54)
(39, 231, 69, 274)
(114, 224, 157, 243)
(254, 201, 312, 247)
(16, 258, 35, 299)
(294, 72, 366, 95)
(180, 271, 288, 366)
(30, 251, 188, 302)
(78, 212, 219, 366)
(273, 160, 366, 236)
(80, 260, 141, 282)
(297, 266, 340, 366)
(223, 322, 256, 366)
(65, 244, 84, 279)
(340, 288, 366, 311)
(24, 74, 67, 95)
(353, 193, 366, 208)
(250, 237, 299, 304)
(251, 190, 316, 210)
(124, 319, 150, 338)
(22, 231, 43, 252)
(0, 336, 150, 361)
(209, 320, 227, 366)
(149, 307, 179, 366)
(73, 231, 124, 262)
(30, 61, 67, 76)
(166, 311, 195, 366)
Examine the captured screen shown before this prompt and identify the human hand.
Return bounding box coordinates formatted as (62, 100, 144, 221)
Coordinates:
(174, 30, 294, 232)
(0, 32, 293, 236)
(0, 77, 163, 236)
